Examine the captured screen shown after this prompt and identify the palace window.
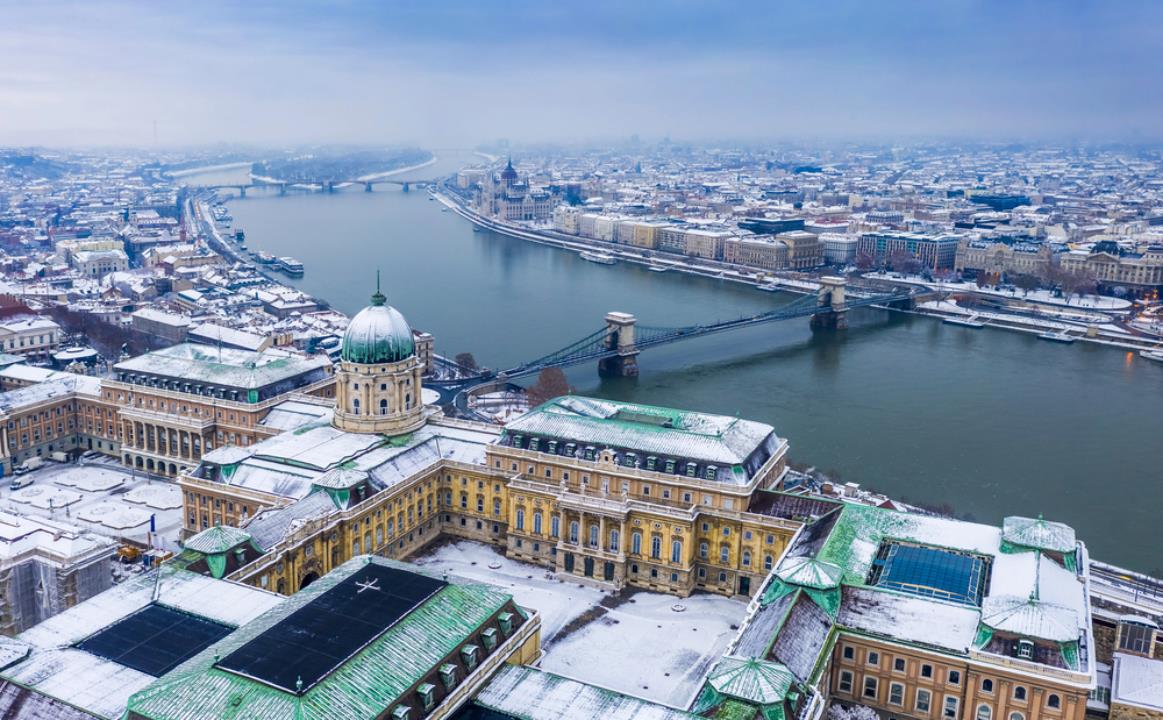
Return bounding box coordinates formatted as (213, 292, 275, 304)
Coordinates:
(890, 683, 905, 706)
(838, 671, 853, 693)
(981, 679, 994, 693)
(863, 676, 878, 699)
(700, 542, 709, 560)
(764, 554, 774, 570)
(944, 696, 959, 719)
(948, 670, 961, 686)
(742, 550, 751, 567)
(867, 651, 879, 667)
(515, 509, 525, 531)
(609, 529, 620, 551)
(671, 539, 682, 563)
(533, 513, 542, 534)
(551, 516, 560, 538)
(916, 689, 932, 713)
(1047, 695, 1060, 710)
(631, 532, 642, 555)
(589, 524, 599, 548)
(977, 706, 992, 720)
(894, 658, 906, 672)
(651, 535, 662, 559)
(569, 521, 579, 544)
(1013, 687, 1027, 701)
(720, 545, 730, 564)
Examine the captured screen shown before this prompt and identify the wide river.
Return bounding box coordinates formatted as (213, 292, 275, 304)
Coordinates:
(185, 153, 1163, 573)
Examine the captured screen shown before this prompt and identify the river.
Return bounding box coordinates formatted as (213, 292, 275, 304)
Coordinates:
(182, 153, 1163, 573)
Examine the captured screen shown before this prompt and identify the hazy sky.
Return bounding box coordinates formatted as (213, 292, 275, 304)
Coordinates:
(2, 1, 1161, 148)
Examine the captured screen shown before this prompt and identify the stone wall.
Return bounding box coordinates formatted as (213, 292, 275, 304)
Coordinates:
(1111, 702, 1163, 720)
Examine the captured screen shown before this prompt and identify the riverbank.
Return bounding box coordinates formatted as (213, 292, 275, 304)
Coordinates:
(356, 155, 438, 182)
(434, 190, 1163, 353)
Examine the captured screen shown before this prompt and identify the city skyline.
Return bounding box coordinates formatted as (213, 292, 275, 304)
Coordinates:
(3, 0, 1162, 147)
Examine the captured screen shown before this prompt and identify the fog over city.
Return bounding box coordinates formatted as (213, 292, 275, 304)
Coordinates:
(3, 0, 1162, 147)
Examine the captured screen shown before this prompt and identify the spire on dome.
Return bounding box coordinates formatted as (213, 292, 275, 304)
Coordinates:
(370, 269, 385, 306)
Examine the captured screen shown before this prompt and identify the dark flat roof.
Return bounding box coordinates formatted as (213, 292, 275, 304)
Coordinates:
(74, 603, 233, 678)
(215, 564, 446, 694)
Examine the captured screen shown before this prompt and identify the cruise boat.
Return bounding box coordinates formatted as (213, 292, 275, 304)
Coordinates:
(943, 314, 987, 328)
(276, 257, 305, 277)
(253, 251, 276, 264)
(1038, 330, 1075, 344)
(579, 251, 617, 265)
(1140, 348, 1163, 363)
(648, 265, 669, 273)
(756, 282, 780, 292)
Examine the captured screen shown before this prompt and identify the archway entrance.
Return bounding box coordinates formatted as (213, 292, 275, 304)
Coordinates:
(299, 572, 320, 590)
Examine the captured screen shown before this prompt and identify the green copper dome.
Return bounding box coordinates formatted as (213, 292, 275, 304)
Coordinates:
(341, 283, 415, 364)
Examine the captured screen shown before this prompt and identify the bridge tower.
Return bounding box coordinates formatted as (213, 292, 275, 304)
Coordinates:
(325, 181, 335, 194)
(598, 312, 639, 377)
(810, 276, 848, 330)
(278, 183, 287, 196)
(402, 182, 410, 193)
(365, 182, 374, 192)
(238, 186, 247, 198)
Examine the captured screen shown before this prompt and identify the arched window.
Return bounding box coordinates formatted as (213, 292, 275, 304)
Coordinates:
(699, 542, 709, 559)
(588, 524, 599, 547)
(631, 531, 642, 554)
(533, 512, 543, 534)
(569, 521, 579, 544)
(1013, 687, 1027, 702)
(764, 554, 774, 570)
(671, 539, 683, 563)
(609, 529, 620, 551)
(404, 393, 411, 409)
(982, 679, 994, 694)
(1047, 695, 1060, 710)
(379, 399, 388, 415)
(352, 397, 360, 414)
(977, 704, 992, 720)
(742, 550, 752, 567)
(651, 535, 662, 559)
(1010, 713, 1024, 720)
(720, 544, 730, 564)
(515, 508, 525, 531)
(551, 516, 560, 538)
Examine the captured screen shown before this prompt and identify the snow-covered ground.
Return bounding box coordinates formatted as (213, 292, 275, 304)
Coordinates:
(866, 272, 1134, 311)
(411, 540, 747, 708)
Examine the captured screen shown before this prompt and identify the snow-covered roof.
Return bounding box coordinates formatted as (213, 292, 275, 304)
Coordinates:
(839, 586, 980, 653)
(980, 595, 1079, 643)
(708, 656, 795, 705)
(776, 556, 843, 590)
(1113, 652, 1163, 711)
(2, 567, 282, 719)
(114, 343, 330, 391)
(474, 664, 699, 720)
(502, 396, 783, 481)
(1002, 516, 1077, 554)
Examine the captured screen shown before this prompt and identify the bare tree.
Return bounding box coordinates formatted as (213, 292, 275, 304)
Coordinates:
(526, 367, 572, 406)
(454, 352, 478, 372)
(1013, 274, 1040, 297)
(855, 251, 874, 271)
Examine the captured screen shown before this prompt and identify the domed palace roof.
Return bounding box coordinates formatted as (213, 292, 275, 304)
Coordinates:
(341, 279, 415, 364)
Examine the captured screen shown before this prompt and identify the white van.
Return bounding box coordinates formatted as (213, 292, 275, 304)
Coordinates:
(9, 476, 33, 491)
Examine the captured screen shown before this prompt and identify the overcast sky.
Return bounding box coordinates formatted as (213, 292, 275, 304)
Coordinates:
(2, 1, 1160, 148)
